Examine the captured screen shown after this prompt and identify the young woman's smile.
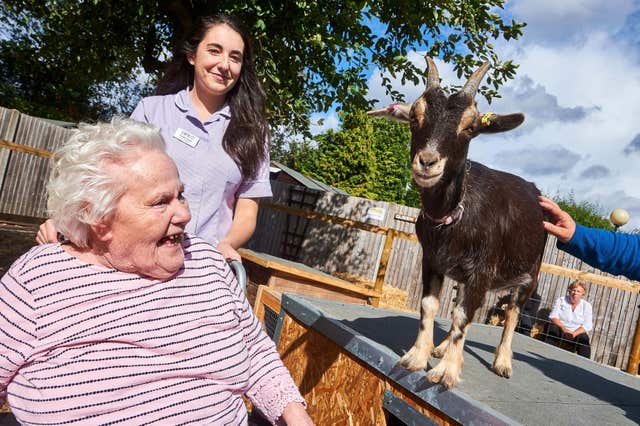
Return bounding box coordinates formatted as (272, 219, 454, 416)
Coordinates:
(188, 23, 244, 103)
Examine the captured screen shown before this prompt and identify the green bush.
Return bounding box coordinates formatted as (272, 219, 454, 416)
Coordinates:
(552, 193, 615, 231)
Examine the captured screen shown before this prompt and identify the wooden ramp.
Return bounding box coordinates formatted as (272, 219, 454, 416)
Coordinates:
(274, 294, 640, 425)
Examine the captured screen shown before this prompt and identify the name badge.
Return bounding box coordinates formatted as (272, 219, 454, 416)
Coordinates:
(173, 128, 200, 147)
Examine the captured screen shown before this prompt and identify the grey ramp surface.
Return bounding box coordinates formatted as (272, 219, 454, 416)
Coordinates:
(282, 295, 640, 426)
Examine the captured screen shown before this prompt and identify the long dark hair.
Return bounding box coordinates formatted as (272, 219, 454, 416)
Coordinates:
(155, 14, 269, 179)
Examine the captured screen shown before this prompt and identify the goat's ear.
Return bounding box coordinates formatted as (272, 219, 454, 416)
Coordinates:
(477, 113, 524, 134)
(366, 102, 412, 123)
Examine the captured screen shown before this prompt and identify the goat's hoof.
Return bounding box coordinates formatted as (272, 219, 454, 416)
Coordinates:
(426, 369, 458, 389)
(440, 373, 459, 390)
(493, 348, 513, 378)
(400, 347, 430, 371)
(426, 369, 443, 384)
(492, 363, 512, 378)
(432, 345, 446, 359)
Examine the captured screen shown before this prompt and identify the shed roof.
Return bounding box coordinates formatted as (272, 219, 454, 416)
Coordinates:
(270, 160, 349, 195)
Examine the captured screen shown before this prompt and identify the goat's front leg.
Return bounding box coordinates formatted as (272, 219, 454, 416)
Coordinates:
(433, 282, 460, 358)
(400, 272, 443, 371)
(427, 287, 481, 389)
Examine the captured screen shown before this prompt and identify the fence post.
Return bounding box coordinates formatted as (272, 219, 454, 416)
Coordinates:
(372, 228, 395, 307)
(627, 309, 640, 375)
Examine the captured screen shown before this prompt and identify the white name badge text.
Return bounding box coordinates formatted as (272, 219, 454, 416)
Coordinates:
(174, 128, 200, 147)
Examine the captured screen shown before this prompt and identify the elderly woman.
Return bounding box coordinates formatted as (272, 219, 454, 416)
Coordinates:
(546, 281, 593, 358)
(0, 119, 312, 425)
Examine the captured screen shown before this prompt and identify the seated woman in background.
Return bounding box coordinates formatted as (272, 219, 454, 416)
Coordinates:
(546, 281, 593, 358)
(0, 118, 312, 425)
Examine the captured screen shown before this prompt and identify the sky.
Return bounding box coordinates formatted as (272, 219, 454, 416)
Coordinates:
(312, 0, 640, 232)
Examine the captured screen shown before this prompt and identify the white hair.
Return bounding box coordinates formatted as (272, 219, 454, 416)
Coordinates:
(47, 117, 166, 248)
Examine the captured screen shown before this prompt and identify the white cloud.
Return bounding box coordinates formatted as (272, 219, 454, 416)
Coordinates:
(489, 8, 640, 230)
(508, 0, 636, 44)
(624, 134, 640, 155)
(309, 111, 340, 135)
(494, 145, 582, 176)
(364, 2, 640, 230)
(580, 165, 611, 179)
(486, 75, 598, 130)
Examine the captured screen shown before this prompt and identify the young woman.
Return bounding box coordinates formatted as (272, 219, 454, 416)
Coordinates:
(38, 14, 271, 261)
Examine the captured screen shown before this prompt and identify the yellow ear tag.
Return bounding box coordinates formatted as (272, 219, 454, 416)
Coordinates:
(481, 112, 494, 127)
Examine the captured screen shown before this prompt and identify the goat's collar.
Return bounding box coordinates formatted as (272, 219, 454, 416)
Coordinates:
(421, 203, 464, 227)
(420, 160, 470, 228)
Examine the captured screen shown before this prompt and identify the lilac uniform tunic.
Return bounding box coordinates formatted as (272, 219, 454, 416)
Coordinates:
(131, 88, 272, 245)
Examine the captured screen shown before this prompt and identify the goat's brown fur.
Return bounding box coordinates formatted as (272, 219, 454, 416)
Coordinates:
(368, 58, 546, 389)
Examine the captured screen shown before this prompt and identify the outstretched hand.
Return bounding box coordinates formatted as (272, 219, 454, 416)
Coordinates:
(538, 196, 576, 244)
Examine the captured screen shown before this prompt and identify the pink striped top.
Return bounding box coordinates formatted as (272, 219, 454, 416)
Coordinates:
(0, 235, 303, 425)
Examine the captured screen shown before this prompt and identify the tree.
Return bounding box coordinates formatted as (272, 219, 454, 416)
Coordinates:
(292, 110, 420, 205)
(1, 0, 524, 135)
(296, 111, 378, 198)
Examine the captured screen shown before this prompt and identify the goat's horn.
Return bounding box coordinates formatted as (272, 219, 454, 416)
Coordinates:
(460, 61, 491, 96)
(425, 57, 440, 90)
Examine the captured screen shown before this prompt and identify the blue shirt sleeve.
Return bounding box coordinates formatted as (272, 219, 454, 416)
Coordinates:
(558, 224, 640, 281)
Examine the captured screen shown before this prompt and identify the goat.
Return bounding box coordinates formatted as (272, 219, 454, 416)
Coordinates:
(368, 58, 546, 389)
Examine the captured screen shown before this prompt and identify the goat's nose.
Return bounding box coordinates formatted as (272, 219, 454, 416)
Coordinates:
(418, 152, 439, 168)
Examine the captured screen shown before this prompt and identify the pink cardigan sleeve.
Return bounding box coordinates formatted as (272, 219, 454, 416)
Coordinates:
(0, 251, 38, 406)
(226, 267, 305, 423)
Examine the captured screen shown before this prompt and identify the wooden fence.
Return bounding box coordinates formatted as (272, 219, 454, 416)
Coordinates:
(1, 107, 639, 372)
(247, 182, 640, 372)
(0, 107, 72, 217)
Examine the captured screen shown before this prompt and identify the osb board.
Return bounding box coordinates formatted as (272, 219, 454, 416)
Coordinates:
(277, 314, 457, 426)
(271, 274, 369, 305)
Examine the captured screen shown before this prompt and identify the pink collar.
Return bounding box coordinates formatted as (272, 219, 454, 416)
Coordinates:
(421, 203, 465, 228)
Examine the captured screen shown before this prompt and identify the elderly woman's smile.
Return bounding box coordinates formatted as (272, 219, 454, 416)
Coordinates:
(81, 148, 192, 280)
